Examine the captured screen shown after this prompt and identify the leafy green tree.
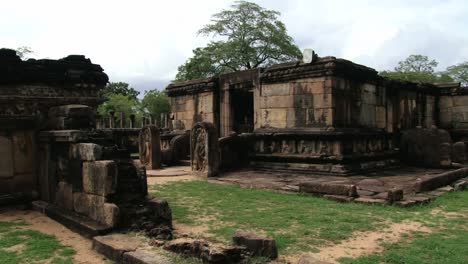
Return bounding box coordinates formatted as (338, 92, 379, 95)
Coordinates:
(97, 93, 140, 118)
(15, 46, 34, 60)
(380, 54, 453, 83)
(445, 62, 468, 86)
(141, 90, 171, 119)
(175, 1, 301, 81)
(103, 82, 140, 100)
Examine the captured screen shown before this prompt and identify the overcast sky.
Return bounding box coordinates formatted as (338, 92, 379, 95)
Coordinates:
(2, 0, 467, 94)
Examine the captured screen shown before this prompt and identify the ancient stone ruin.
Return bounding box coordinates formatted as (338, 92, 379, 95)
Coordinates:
(162, 52, 468, 206)
(0, 48, 171, 238)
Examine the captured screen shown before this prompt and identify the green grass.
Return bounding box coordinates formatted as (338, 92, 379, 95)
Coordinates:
(0, 220, 76, 264)
(151, 180, 460, 255)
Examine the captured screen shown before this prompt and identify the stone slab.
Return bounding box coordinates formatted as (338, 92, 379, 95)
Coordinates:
(300, 182, 357, 197)
(122, 250, 174, 264)
(232, 230, 278, 259)
(82, 160, 117, 196)
(45, 204, 112, 238)
(93, 234, 142, 263)
(70, 143, 103, 161)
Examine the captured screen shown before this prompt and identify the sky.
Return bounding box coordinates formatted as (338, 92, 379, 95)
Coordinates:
(1, 0, 467, 94)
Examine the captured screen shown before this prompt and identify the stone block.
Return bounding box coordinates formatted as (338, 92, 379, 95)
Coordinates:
(82, 160, 117, 196)
(47, 105, 95, 129)
(101, 203, 120, 227)
(163, 238, 241, 263)
(146, 198, 172, 226)
(299, 182, 358, 197)
(55, 181, 73, 211)
(262, 83, 290, 96)
(264, 96, 294, 108)
(232, 230, 278, 259)
(452, 96, 468, 107)
(439, 97, 453, 109)
(0, 136, 14, 179)
(93, 234, 142, 263)
(452, 141, 466, 163)
(323, 194, 354, 202)
(69, 143, 103, 161)
(122, 250, 174, 264)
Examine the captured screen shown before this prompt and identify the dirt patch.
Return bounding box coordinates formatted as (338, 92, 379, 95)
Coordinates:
(304, 221, 431, 263)
(0, 209, 107, 264)
(173, 220, 209, 236)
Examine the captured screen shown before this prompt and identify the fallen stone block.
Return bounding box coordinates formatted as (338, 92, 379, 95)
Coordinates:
(70, 143, 103, 161)
(453, 180, 468, 191)
(354, 197, 387, 204)
(297, 254, 333, 264)
(146, 198, 173, 226)
(372, 189, 403, 202)
(232, 230, 278, 259)
(122, 249, 174, 264)
(163, 238, 241, 263)
(413, 168, 468, 192)
(436, 186, 454, 192)
(93, 234, 142, 263)
(82, 160, 117, 196)
(299, 182, 357, 197)
(452, 141, 467, 163)
(323, 195, 354, 202)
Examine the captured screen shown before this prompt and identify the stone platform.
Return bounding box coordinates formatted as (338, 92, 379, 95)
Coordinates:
(210, 166, 468, 206)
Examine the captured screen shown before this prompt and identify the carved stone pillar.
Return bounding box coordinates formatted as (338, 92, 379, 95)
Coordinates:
(190, 122, 219, 177)
(139, 125, 161, 169)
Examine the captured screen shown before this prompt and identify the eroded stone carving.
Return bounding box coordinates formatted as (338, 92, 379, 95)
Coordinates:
(139, 125, 161, 169)
(190, 122, 219, 177)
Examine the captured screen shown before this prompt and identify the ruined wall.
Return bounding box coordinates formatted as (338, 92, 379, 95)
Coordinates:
(255, 77, 332, 129)
(439, 95, 468, 129)
(170, 91, 215, 130)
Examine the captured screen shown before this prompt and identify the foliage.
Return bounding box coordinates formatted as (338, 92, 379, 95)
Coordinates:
(97, 93, 140, 117)
(0, 221, 75, 263)
(102, 82, 140, 100)
(14, 46, 34, 60)
(380, 54, 453, 83)
(151, 180, 436, 254)
(141, 90, 171, 118)
(445, 61, 468, 87)
(175, 1, 301, 81)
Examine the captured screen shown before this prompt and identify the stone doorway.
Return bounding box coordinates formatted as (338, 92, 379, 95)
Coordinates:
(231, 89, 254, 134)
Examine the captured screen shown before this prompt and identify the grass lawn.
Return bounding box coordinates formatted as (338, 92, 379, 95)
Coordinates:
(0, 220, 75, 264)
(152, 180, 468, 263)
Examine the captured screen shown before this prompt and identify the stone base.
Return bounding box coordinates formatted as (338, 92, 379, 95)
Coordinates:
(251, 158, 399, 175)
(45, 204, 112, 238)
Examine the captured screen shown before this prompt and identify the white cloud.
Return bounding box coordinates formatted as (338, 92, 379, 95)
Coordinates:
(1, 0, 467, 92)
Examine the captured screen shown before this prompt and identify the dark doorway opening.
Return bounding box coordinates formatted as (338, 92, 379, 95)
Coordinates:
(231, 90, 254, 134)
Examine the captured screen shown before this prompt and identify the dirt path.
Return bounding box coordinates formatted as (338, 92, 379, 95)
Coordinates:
(0, 208, 106, 264)
(298, 221, 431, 264)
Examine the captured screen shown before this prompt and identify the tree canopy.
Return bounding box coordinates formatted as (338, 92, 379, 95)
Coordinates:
(102, 82, 140, 100)
(380, 54, 453, 83)
(141, 90, 171, 118)
(175, 1, 301, 81)
(15, 46, 34, 60)
(445, 62, 468, 87)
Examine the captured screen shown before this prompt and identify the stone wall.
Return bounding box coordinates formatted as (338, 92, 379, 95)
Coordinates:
(439, 95, 468, 129)
(256, 77, 332, 129)
(169, 91, 215, 130)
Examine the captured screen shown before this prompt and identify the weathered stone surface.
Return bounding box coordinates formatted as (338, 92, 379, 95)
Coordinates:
(73, 192, 119, 227)
(323, 194, 354, 202)
(453, 180, 468, 191)
(122, 249, 174, 264)
(101, 203, 120, 227)
(82, 160, 117, 196)
(139, 126, 162, 170)
(55, 181, 73, 210)
(163, 238, 241, 263)
(373, 189, 403, 202)
(400, 128, 452, 168)
(93, 234, 142, 262)
(354, 197, 387, 204)
(452, 141, 466, 163)
(300, 182, 358, 197)
(148, 226, 173, 240)
(146, 198, 173, 225)
(47, 105, 95, 130)
(191, 122, 220, 177)
(69, 143, 102, 161)
(414, 168, 468, 192)
(232, 230, 278, 259)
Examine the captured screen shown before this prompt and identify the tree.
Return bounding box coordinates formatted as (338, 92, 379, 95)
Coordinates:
(175, 1, 301, 81)
(445, 62, 468, 87)
(380, 54, 453, 83)
(103, 82, 140, 100)
(97, 93, 140, 117)
(141, 90, 171, 119)
(15, 46, 34, 60)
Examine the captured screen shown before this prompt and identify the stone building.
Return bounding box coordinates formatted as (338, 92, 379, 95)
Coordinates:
(166, 55, 466, 174)
(0, 49, 171, 235)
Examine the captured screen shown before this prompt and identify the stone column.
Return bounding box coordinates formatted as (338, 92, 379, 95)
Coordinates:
(129, 114, 136, 128)
(190, 122, 219, 177)
(108, 111, 115, 128)
(139, 125, 162, 169)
